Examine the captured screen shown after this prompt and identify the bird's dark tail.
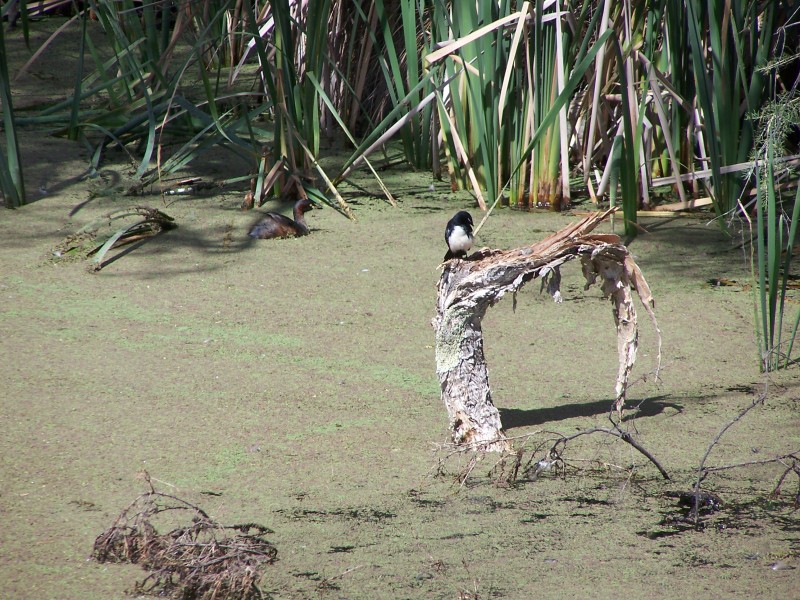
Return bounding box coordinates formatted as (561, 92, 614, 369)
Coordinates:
(444, 250, 466, 261)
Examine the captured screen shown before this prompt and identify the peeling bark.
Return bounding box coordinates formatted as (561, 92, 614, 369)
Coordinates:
(432, 209, 661, 450)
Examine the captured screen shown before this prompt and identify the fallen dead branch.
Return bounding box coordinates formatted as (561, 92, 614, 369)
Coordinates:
(434, 420, 670, 488)
(432, 208, 661, 451)
(703, 453, 800, 475)
(92, 476, 277, 600)
(548, 426, 670, 480)
(126, 177, 220, 197)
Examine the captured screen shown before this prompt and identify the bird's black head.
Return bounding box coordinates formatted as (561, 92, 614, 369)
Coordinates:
(451, 210, 473, 232)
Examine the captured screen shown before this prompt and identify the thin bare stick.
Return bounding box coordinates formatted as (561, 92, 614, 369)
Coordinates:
(318, 564, 364, 589)
(690, 389, 768, 524)
(703, 452, 800, 473)
(770, 459, 800, 500)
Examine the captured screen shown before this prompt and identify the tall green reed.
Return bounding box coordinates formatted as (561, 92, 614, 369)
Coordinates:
(0, 19, 25, 207)
(685, 0, 776, 216)
(750, 93, 800, 371)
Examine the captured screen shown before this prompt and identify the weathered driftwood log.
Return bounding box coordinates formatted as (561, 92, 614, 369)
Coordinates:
(432, 209, 660, 451)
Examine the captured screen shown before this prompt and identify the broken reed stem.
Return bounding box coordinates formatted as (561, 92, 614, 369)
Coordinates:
(321, 564, 364, 585)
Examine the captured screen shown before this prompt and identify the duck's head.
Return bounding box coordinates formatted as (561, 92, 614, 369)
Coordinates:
(295, 198, 317, 214)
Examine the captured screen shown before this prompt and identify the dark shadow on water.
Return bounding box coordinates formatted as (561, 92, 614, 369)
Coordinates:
(623, 396, 685, 421)
(500, 395, 683, 429)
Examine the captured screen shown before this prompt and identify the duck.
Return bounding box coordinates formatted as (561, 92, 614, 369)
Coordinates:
(248, 198, 316, 239)
(444, 210, 474, 260)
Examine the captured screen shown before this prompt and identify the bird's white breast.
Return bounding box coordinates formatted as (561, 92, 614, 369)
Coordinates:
(448, 226, 473, 253)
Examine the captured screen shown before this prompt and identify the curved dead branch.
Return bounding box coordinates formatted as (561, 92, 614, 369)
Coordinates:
(548, 426, 670, 480)
(432, 208, 661, 451)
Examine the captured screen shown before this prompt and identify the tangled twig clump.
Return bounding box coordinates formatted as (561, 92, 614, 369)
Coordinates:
(92, 480, 277, 600)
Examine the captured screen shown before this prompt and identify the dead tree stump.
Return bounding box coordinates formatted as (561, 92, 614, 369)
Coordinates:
(432, 209, 660, 451)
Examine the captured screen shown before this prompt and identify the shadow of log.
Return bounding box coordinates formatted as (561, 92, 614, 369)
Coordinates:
(500, 395, 683, 429)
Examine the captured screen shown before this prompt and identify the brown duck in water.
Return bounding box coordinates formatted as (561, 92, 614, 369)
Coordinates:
(248, 199, 316, 239)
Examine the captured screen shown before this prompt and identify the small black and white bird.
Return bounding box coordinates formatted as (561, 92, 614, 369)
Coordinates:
(444, 210, 474, 261)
